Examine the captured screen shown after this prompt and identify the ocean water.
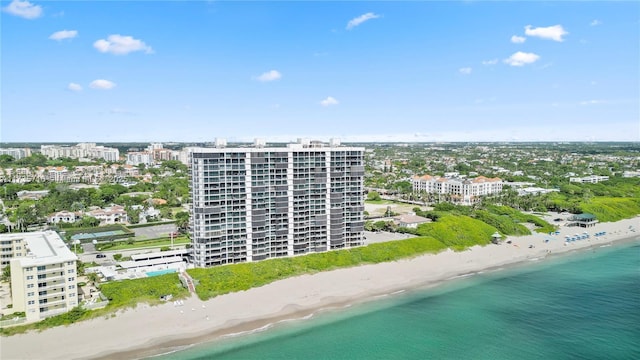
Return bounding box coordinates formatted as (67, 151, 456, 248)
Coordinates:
(157, 240, 640, 360)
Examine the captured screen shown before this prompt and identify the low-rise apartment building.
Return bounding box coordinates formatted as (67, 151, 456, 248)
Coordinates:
(411, 174, 503, 205)
(569, 175, 609, 184)
(5, 231, 78, 322)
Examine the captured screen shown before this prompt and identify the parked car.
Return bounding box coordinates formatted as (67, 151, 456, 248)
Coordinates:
(96, 253, 106, 258)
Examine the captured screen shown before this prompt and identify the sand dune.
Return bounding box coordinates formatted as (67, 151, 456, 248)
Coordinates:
(1, 217, 638, 360)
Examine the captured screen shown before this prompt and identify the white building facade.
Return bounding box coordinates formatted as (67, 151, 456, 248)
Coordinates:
(0, 148, 31, 160)
(41, 143, 119, 162)
(412, 175, 503, 204)
(5, 231, 78, 322)
(188, 139, 365, 267)
(569, 175, 610, 184)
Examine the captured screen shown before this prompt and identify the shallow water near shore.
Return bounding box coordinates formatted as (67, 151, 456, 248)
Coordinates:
(154, 239, 640, 360)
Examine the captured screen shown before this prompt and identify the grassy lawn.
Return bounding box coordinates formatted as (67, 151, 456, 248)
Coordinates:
(364, 199, 397, 205)
(97, 237, 190, 251)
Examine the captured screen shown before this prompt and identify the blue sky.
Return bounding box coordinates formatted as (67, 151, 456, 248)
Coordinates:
(1, 1, 639, 143)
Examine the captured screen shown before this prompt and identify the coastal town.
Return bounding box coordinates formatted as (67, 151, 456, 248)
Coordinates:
(2, 1, 639, 358)
(0, 140, 638, 331)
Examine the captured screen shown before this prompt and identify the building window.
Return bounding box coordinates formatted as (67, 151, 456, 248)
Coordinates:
(27, 284, 34, 288)
(37, 266, 45, 271)
(70, 293, 75, 297)
(67, 269, 74, 274)
(26, 267, 33, 271)
(68, 285, 75, 290)
(68, 277, 75, 282)
(28, 300, 35, 305)
(26, 275, 34, 280)
(27, 292, 34, 297)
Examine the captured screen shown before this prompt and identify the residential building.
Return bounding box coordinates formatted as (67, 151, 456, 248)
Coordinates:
(1, 234, 27, 267)
(393, 213, 431, 228)
(0, 147, 31, 160)
(47, 211, 82, 224)
(126, 151, 154, 166)
(569, 175, 609, 184)
(40, 143, 119, 162)
(516, 187, 560, 196)
(622, 171, 640, 178)
(411, 174, 503, 204)
(17, 190, 50, 200)
(188, 138, 365, 267)
(87, 205, 128, 224)
(5, 231, 78, 322)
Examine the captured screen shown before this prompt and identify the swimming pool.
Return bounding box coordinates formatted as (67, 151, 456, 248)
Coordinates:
(146, 269, 177, 277)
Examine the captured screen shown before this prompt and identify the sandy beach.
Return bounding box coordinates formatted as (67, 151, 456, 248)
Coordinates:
(1, 217, 638, 360)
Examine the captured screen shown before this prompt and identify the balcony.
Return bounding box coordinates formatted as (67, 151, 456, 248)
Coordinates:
(37, 267, 66, 275)
(38, 283, 66, 291)
(39, 291, 67, 300)
(39, 298, 67, 307)
(42, 273, 66, 281)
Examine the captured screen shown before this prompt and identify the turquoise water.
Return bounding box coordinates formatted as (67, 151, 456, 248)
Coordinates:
(146, 269, 177, 277)
(157, 240, 640, 359)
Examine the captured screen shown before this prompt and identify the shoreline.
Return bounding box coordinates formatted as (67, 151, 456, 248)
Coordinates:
(1, 217, 638, 360)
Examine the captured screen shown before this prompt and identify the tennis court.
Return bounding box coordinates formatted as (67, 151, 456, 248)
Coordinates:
(71, 230, 128, 241)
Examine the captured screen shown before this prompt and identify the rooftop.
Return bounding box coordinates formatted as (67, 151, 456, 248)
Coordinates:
(3, 231, 77, 267)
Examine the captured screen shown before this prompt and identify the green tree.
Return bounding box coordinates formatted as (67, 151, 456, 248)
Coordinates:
(175, 211, 189, 231)
(0, 154, 15, 166)
(78, 216, 100, 228)
(1, 265, 10, 282)
(367, 191, 382, 201)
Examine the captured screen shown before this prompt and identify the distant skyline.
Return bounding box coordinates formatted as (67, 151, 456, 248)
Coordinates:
(1, 1, 639, 143)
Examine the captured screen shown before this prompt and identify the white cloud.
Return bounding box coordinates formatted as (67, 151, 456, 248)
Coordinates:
(580, 100, 606, 106)
(320, 96, 339, 106)
(524, 25, 568, 42)
(49, 30, 78, 41)
(504, 51, 540, 66)
(89, 79, 116, 90)
(93, 35, 153, 55)
(67, 83, 82, 92)
(482, 59, 499, 65)
(256, 70, 282, 82)
(590, 19, 602, 26)
(2, 0, 42, 19)
(346, 12, 380, 30)
(511, 35, 526, 44)
(459, 67, 472, 75)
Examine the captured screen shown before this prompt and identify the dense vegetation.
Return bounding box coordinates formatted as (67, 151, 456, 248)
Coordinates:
(412, 215, 496, 250)
(579, 197, 640, 223)
(189, 235, 448, 300)
(99, 274, 189, 309)
(0, 274, 189, 335)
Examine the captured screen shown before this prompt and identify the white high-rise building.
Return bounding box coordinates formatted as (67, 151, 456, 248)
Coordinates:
(4, 231, 78, 322)
(188, 139, 365, 267)
(0, 148, 31, 160)
(40, 143, 119, 162)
